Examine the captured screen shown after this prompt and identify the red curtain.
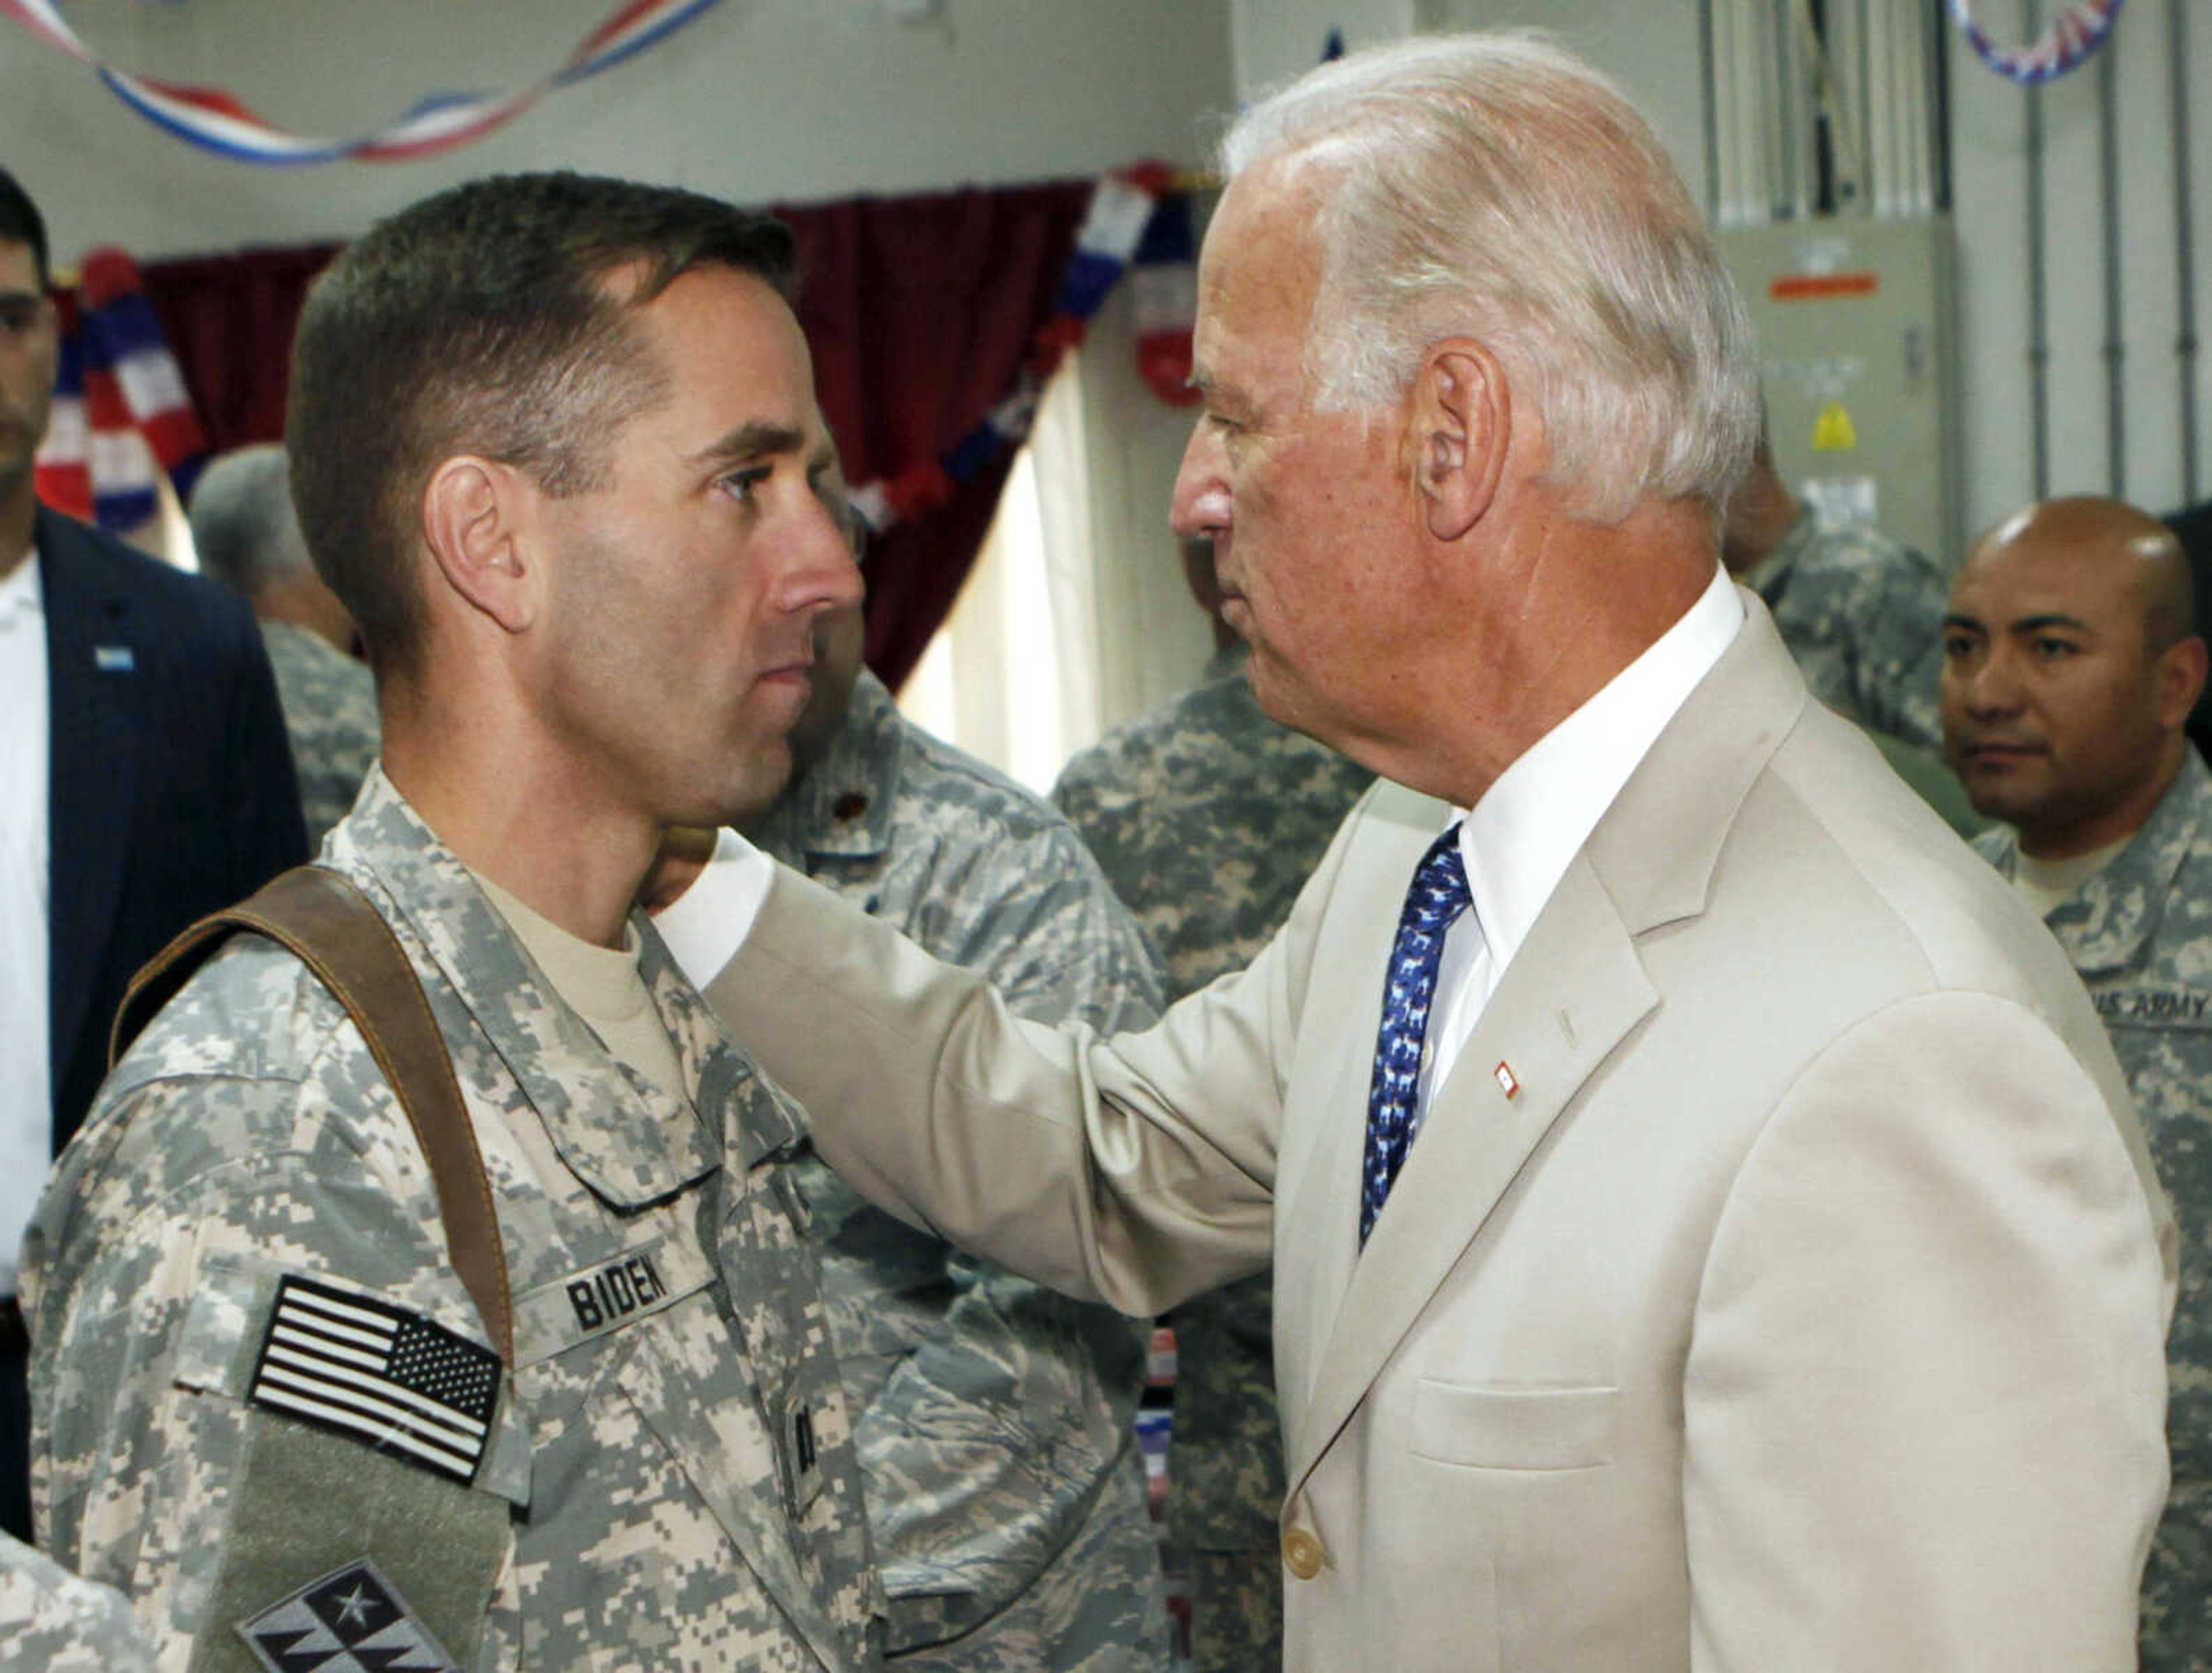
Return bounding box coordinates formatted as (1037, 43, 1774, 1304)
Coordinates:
(141, 244, 341, 457)
(775, 181, 1090, 688)
(133, 180, 1092, 690)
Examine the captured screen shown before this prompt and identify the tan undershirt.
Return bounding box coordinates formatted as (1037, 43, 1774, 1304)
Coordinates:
(472, 872, 685, 1102)
(2010, 835, 2131, 920)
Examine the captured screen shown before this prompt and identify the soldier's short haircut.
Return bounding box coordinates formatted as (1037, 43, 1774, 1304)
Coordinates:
(286, 172, 797, 677)
(0, 168, 49, 289)
(189, 444, 312, 601)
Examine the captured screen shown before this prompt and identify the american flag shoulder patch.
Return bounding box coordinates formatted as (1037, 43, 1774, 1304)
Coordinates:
(247, 1275, 501, 1486)
(236, 1556, 458, 1673)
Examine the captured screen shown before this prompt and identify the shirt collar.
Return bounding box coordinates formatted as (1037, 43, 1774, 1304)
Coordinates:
(1458, 563, 1743, 976)
(0, 544, 40, 629)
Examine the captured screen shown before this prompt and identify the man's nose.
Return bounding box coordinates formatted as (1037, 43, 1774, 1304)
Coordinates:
(1963, 649, 2025, 717)
(790, 495, 865, 615)
(1170, 425, 1230, 540)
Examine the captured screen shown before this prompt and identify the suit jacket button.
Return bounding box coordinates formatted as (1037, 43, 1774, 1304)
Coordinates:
(1281, 1526, 1325, 1580)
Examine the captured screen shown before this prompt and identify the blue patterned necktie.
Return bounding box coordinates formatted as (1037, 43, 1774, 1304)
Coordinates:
(1361, 824, 1474, 1244)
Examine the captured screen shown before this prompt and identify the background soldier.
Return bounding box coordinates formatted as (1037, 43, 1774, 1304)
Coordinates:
(683, 583, 1170, 1668)
(25, 173, 882, 1670)
(189, 443, 381, 849)
(1052, 536, 1369, 1671)
(1940, 495, 2212, 1672)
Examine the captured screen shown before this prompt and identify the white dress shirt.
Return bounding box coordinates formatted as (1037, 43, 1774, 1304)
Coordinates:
(1416, 563, 1742, 1125)
(659, 566, 1744, 1156)
(0, 545, 49, 1297)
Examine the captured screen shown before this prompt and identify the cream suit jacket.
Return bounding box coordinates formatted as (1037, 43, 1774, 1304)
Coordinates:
(707, 599, 2175, 1672)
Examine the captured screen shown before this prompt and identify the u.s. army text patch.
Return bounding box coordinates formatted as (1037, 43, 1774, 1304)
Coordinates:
(236, 1556, 459, 1672)
(248, 1275, 501, 1485)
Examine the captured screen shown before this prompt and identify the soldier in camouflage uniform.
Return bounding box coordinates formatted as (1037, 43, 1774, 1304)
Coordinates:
(741, 594, 1169, 1671)
(1052, 547, 1370, 1673)
(1724, 441, 1949, 748)
(189, 445, 380, 849)
(0, 1530, 156, 1671)
(1941, 496, 2211, 1671)
(24, 174, 884, 1670)
(255, 622, 380, 846)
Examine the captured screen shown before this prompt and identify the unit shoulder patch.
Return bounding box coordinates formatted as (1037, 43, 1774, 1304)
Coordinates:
(235, 1557, 459, 1672)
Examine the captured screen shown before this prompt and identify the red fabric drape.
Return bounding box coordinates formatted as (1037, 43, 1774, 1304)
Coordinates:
(776, 181, 1091, 689)
(131, 180, 1091, 688)
(141, 244, 341, 456)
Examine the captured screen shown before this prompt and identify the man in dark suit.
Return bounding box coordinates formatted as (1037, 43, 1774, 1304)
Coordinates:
(0, 167, 303, 1539)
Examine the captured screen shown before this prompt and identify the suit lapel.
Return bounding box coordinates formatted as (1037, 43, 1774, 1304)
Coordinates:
(41, 511, 141, 1105)
(1287, 853, 1656, 1491)
(1281, 591, 1808, 1494)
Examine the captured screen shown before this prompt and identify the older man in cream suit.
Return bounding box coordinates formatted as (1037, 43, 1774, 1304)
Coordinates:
(661, 33, 2176, 1672)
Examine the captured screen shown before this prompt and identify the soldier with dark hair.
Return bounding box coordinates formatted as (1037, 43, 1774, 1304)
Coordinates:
(26, 173, 881, 1669)
(0, 166, 302, 1543)
(1942, 495, 2212, 1673)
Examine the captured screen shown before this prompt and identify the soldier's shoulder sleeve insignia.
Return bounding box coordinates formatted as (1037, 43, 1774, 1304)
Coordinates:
(235, 1557, 458, 1672)
(248, 1274, 501, 1485)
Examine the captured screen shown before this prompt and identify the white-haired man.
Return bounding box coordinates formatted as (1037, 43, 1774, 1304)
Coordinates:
(189, 443, 380, 847)
(661, 33, 2174, 1670)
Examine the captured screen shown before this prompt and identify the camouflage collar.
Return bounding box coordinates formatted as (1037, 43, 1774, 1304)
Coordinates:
(1991, 750, 2212, 975)
(1200, 640, 1248, 688)
(1737, 504, 1819, 610)
(752, 667, 903, 864)
(324, 768, 732, 1206)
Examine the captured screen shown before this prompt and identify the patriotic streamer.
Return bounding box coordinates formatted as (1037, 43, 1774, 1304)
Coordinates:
(847, 161, 1183, 537)
(1945, 0, 2124, 85)
(33, 250, 209, 531)
(0, 0, 726, 165)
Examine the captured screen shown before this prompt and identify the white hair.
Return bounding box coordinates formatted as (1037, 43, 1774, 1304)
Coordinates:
(188, 442, 312, 600)
(1221, 32, 1759, 523)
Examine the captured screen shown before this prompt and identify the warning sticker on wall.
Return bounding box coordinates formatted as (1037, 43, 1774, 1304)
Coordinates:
(1811, 403, 1859, 452)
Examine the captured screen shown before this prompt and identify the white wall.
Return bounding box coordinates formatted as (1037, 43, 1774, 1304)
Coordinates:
(3, 0, 1234, 261)
(1228, 0, 2212, 542)
(1952, 0, 2210, 532)
(1228, 0, 1709, 215)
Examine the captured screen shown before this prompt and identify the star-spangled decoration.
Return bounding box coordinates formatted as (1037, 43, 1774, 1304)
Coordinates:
(1361, 826, 1473, 1243)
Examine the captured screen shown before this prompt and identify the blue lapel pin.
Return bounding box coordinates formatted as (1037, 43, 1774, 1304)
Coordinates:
(94, 645, 135, 673)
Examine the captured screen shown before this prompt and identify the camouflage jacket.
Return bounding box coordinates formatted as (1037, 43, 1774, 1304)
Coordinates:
(752, 669, 1164, 1658)
(259, 621, 380, 851)
(0, 1532, 156, 1672)
(1052, 644, 1371, 1550)
(1977, 751, 2212, 1670)
(1742, 506, 1947, 751)
(24, 768, 882, 1672)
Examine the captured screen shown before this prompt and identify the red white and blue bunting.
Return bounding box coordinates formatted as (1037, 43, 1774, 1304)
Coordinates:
(846, 161, 1196, 537)
(1945, 0, 2124, 86)
(34, 250, 208, 531)
(0, 0, 726, 165)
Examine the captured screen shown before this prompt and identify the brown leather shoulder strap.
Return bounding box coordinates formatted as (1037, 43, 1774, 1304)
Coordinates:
(111, 866, 514, 1366)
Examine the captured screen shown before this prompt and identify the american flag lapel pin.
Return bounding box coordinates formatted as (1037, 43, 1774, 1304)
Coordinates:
(1494, 1061, 1518, 1099)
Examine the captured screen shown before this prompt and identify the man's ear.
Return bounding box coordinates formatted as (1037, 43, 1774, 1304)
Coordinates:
(420, 457, 537, 634)
(1408, 338, 1509, 542)
(2155, 634, 2210, 729)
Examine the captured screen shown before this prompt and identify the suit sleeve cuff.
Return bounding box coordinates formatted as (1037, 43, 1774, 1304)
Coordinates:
(654, 827, 774, 989)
